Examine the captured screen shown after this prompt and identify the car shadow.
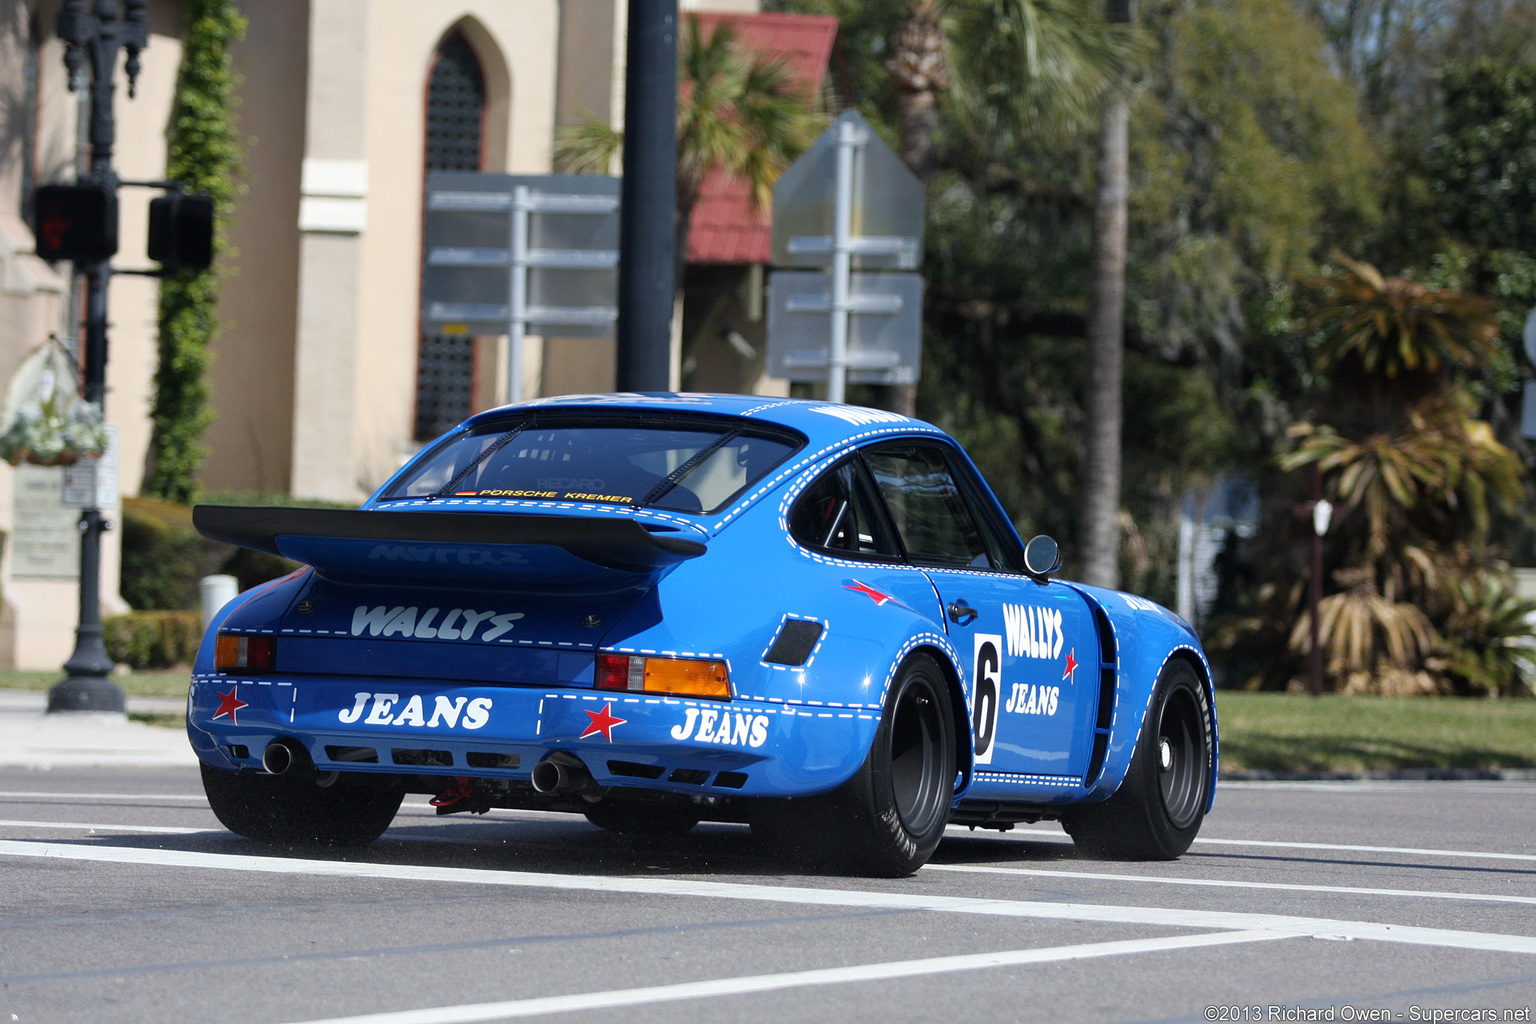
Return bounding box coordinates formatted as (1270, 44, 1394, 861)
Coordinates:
(46, 808, 1090, 879)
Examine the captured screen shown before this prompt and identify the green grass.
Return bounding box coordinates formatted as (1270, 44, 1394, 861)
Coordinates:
(0, 668, 190, 699)
(1215, 691, 1536, 774)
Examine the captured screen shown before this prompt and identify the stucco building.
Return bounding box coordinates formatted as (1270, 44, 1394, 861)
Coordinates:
(0, 0, 845, 667)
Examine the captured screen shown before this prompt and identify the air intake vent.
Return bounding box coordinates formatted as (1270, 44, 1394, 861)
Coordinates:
(391, 748, 453, 767)
(608, 760, 665, 780)
(466, 752, 519, 769)
(325, 745, 378, 763)
(764, 619, 824, 666)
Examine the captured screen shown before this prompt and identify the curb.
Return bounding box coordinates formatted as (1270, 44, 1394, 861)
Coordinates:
(1221, 768, 1536, 782)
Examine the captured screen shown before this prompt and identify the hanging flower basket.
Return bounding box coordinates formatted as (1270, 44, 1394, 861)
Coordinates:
(0, 340, 107, 467)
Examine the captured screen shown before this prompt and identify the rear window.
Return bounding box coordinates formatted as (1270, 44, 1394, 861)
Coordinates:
(381, 417, 801, 515)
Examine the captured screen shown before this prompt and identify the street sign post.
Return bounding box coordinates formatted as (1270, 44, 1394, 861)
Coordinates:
(768, 110, 925, 402)
(421, 172, 620, 403)
(767, 271, 921, 384)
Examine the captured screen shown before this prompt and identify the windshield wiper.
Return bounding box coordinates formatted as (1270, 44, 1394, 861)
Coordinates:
(430, 423, 529, 500)
(638, 428, 742, 508)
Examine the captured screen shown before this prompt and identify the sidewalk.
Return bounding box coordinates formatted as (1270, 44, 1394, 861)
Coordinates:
(0, 689, 198, 769)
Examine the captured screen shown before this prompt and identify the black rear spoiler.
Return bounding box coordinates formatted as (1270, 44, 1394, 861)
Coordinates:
(193, 505, 706, 575)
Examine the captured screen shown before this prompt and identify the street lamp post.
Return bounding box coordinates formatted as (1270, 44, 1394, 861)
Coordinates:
(46, 0, 149, 715)
(615, 0, 678, 392)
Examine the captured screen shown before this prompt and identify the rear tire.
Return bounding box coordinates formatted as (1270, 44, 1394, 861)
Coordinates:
(201, 762, 402, 847)
(1062, 659, 1211, 860)
(756, 653, 955, 877)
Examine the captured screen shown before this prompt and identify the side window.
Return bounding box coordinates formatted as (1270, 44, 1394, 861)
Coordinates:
(864, 445, 993, 568)
(789, 460, 897, 558)
(947, 452, 1022, 573)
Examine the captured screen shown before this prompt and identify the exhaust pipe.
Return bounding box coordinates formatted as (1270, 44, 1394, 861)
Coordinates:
(262, 738, 311, 776)
(530, 752, 596, 795)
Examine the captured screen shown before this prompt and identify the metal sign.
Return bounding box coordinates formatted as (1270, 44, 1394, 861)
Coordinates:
(771, 110, 924, 272)
(767, 272, 922, 385)
(61, 425, 118, 509)
(421, 172, 620, 403)
(767, 111, 925, 401)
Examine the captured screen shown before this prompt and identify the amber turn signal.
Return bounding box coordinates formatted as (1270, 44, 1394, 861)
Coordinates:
(596, 653, 731, 700)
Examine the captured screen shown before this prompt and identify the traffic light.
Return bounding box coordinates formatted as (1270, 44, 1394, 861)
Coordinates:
(148, 191, 215, 272)
(32, 183, 119, 263)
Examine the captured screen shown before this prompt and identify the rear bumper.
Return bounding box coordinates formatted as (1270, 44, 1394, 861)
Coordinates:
(187, 672, 878, 798)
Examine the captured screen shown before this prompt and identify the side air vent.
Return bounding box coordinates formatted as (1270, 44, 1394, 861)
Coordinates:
(713, 771, 748, 789)
(764, 619, 824, 666)
(1083, 599, 1118, 787)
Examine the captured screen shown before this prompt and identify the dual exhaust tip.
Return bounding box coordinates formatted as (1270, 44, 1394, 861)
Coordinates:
(262, 738, 310, 776)
(530, 752, 596, 795)
(264, 738, 595, 796)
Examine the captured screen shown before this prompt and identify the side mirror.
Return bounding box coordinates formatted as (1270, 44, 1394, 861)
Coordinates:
(1023, 535, 1061, 580)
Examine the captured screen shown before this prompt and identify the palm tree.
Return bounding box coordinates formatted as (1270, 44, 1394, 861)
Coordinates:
(1280, 256, 1525, 692)
(1308, 251, 1499, 392)
(1435, 572, 1536, 698)
(1081, 0, 1135, 590)
(886, 0, 951, 185)
(555, 15, 822, 289)
(941, 0, 1138, 587)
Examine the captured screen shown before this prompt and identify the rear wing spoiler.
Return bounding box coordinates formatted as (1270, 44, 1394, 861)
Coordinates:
(193, 505, 706, 577)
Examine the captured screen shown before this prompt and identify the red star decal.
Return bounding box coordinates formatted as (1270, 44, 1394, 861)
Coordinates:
(580, 701, 627, 741)
(843, 580, 894, 605)
(1062, 648, 1079, 685)
(212, 687, 249, 725)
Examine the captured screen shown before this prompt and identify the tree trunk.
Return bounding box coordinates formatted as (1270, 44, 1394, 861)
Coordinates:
(1079, 0, 1132, 590)
(882, 0, 949, 417)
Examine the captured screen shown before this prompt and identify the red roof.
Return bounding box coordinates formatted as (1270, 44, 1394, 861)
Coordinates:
(685, 12, 839, 266)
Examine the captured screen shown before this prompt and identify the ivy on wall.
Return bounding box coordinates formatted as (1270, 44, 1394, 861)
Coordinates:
(142, 0, 246, 504)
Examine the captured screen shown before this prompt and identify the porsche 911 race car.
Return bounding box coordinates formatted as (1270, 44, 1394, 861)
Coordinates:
(188, 393, 1216, 876)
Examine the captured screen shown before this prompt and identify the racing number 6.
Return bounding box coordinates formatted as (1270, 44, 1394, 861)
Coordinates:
(972, 635, 1002, 765)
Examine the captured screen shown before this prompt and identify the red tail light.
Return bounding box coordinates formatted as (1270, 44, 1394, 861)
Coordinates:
(215, 634, 277, 674)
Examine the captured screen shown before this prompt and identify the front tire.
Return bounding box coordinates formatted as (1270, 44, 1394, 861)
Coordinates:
(1062, 659, 1212, 859)
(201, 762, 403, 847)
(757, 653, 956, 877)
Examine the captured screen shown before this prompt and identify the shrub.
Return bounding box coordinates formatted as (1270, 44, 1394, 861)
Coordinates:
(120, 494, 335, 610)
(120, 497, 229, 610)
(104, 610, 203, 669)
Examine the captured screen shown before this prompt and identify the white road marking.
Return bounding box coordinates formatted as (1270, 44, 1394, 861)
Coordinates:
(0, 819, 203, 835)
(957, 824, 1536, 863)
(926, 863, 1536, 907)
(2, 840, 1535, 955)
(1194, 836, 1536, 863)
(0, 791, 207, 802)
(276, 930, 1290, 1024)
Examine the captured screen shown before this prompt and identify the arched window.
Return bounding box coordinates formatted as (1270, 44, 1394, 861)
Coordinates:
(415, 33, 486, 441)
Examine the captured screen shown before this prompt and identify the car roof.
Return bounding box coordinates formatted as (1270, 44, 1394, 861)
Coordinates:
(461, 393, 951, 451)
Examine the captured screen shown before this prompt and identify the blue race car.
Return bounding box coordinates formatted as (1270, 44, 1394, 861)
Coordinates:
(189, 393, 1216, 876)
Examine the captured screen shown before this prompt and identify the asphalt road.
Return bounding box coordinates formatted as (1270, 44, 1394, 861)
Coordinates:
(1, 770, 1534, 1024)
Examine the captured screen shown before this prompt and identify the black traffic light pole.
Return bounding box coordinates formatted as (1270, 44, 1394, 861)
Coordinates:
(47, 0, 149, 714)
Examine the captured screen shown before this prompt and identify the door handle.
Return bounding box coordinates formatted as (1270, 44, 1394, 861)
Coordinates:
(947, 601, 978, 625)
